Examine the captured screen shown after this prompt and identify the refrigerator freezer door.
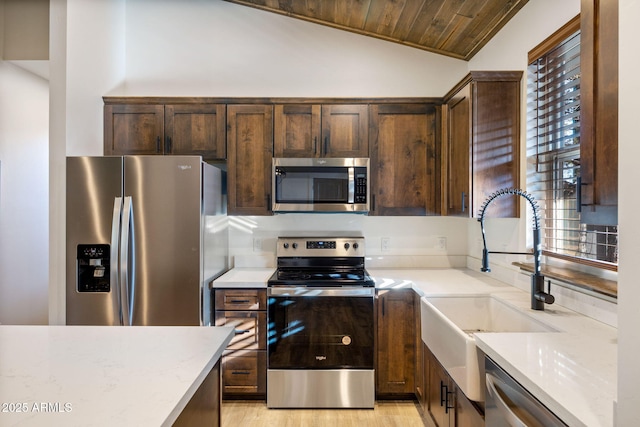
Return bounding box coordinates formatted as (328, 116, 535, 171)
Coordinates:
(66, 157, 124, 325)
(124, 156, 203, 326)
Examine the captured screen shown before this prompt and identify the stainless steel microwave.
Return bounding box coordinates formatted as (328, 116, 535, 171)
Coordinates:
(272, 158, 370, 213)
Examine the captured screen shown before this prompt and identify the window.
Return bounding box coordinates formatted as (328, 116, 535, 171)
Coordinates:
(527, 16, 618, 268)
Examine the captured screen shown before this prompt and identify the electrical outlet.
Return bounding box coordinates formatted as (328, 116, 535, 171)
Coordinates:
(437, 237, 447, 250)
(253, 237, 262, 252)
(381, 237, 391, 252)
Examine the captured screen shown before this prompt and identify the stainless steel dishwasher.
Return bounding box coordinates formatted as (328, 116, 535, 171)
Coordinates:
(485, 357, 568, 426)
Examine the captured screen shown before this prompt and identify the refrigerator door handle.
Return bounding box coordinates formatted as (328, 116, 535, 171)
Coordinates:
(120, 196, 136, 326)
(111, 197, 123, 325)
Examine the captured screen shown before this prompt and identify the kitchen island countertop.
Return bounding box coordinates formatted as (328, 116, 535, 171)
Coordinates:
(0, 325, 234, 426)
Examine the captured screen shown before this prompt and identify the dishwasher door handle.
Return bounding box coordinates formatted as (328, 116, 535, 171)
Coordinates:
(486, 373, 528, 427)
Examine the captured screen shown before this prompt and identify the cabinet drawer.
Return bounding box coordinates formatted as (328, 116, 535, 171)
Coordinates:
(222, 350, 266, 396)
(214, 311, 267, 350)
(214, 289, 267, 311)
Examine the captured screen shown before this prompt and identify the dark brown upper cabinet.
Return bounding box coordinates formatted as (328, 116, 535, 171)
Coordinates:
(226, 104, 274, 216)
(274, 104, 368, 158)
(369, 103, 440, 216)
(103, 100, 226, 160)
(579, 0, 618, 225)
(443, 71, 522, 218)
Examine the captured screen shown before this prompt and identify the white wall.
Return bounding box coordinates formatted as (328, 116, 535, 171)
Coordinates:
(48, 0, 126, 325)
(0, 61, 49, 324)
(121, 0, 468, 97)
(617, 0, 640, 423)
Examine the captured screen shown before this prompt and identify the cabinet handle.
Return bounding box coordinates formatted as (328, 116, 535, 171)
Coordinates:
(440, 381, 447, 406)
(314, 136, 318, 154)
(576, 176, 582, 213)
(231, 371, 251, 375)
(371, 194, 375, 212)
(230, 299, 251, 304)
(324, 136, 328, 155)
(166, 136, 172, 153)
(156, 136, 161, 153)
(445, 389, 455, 414)
(234, 329, 251, 335)
(461, 191, 466, 213)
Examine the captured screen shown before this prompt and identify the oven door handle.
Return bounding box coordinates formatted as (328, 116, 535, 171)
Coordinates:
(268, 287, 375, 297)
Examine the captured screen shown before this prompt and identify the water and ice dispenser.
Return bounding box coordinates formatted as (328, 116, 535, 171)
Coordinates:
(76, 244, 110, 292)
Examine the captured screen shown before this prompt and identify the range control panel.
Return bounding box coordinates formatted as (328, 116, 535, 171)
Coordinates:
(276, 237, 365, 257)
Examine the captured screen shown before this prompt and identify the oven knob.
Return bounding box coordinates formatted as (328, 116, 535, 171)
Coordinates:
(283, 243, 289, 249)
(292, 243, 298, 249)
(344, 243, 350, 250)
(353, 242, 359, 250)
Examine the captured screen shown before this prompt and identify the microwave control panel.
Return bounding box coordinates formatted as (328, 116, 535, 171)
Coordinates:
(355, 168, 367, 203)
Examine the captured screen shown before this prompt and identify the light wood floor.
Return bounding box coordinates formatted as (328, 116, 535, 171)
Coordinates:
(221, 400, 425, 427)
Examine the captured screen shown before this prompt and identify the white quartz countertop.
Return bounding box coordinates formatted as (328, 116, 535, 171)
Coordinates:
(211, 267, 274, 288)
(0, 325, 234, 427)
(370, 268, 617, 427)
(212, 267, 617, 426)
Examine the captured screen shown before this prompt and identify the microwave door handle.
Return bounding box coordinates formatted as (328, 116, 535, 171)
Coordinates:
(348, 167, 355, 203)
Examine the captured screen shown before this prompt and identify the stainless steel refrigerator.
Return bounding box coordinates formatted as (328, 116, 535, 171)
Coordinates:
(66, 156, 228, 326)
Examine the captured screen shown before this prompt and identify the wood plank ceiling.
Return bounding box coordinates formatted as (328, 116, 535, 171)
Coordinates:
(223, 0, 529, 61)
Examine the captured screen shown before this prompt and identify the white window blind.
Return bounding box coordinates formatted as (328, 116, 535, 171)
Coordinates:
(527, 27, 618, 266)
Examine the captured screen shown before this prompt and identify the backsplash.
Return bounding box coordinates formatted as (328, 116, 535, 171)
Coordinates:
(229, 214, 470, 268)
(227, 214, 617, 328)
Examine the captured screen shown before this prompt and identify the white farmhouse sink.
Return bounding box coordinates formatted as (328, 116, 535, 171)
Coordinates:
(421, 294, 557, 402)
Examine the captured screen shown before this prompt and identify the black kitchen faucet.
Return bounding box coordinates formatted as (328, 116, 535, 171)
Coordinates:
(478, 188, 555, 311)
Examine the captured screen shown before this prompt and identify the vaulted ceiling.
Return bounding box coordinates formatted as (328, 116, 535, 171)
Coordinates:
(224, 0, 529, 61)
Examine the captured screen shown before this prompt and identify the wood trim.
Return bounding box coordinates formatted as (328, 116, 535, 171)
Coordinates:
(443, 71, 522, 102)
(103, 96, 444, 105)
(513, 261, 617, 298)
(527, 15, 580, 64)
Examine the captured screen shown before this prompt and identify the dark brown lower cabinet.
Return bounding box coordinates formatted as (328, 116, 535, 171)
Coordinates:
(375, 289, 416, 398)
(221, 349, 266, 398)
(422, 343, 484, 427)
(173, 360, 221, 427)
(214, 288, 267, 399)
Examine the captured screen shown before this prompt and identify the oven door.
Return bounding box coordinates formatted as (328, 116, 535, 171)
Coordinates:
(267, 287, 374, 369)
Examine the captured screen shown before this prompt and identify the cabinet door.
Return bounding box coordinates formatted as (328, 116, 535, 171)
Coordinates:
(472, 78, 520, 218)
(104, 104, 164, 155)
(415, 298, 426, 411)
(427, 350, 455, 427)
(456, 385, 485, 427)
(376, 289, 416, 397)
(445, 84, 471, 217)
(222, 349, 267, 397)
(227, 104, 273, 215)
(274, 104, 321, 157)
(579, 0, 618, 225)
(215, 289, 267, 311)
(445, 72, 521, 218)
(321, 104, 369, 157)
(214, 310, 267, 351)
(370, 104, 439, 216)
(165, 104, 226, 160)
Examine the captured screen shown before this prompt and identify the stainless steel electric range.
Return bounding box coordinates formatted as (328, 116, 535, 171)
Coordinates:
(266, 236, 375, 409)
